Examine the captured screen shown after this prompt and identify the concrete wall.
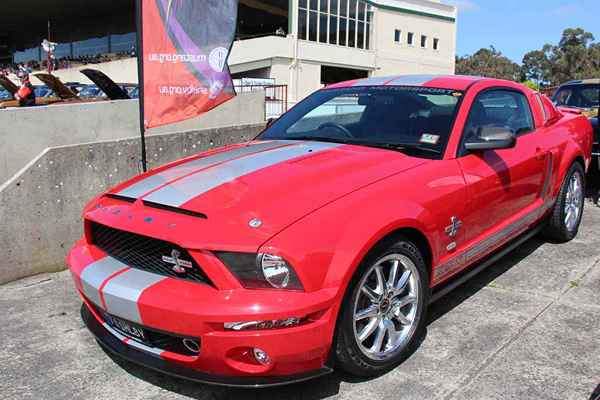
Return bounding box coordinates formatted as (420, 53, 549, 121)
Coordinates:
(0, 124, 265, 284)
(0, 91, 265, 183)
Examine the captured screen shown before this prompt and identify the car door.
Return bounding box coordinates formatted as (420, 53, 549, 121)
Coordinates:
(457, 88, 546, 251)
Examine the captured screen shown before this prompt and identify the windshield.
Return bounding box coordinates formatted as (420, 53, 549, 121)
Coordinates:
(553, 84, 600, 109)
(259, 86, 463, 158)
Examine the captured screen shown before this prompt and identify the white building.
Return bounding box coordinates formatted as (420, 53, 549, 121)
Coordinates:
(3, 0, 457, 108)
(230, 0, 457, 104)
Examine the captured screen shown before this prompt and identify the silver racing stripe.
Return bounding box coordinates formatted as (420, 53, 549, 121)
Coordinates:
(117, 141, 292, 199)
(144, 141, 342, 208)
(434, 209, 539, 281)
(101, 268, 167, 324)
(80, 257, 128, 308)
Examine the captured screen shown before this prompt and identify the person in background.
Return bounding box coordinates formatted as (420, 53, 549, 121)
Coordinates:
(15, 70, 36, 107)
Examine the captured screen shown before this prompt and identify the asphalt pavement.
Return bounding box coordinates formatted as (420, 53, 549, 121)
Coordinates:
(1, 198, 599, 400)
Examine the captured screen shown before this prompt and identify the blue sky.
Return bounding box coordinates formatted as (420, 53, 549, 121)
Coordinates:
(443, 0, 600, 63)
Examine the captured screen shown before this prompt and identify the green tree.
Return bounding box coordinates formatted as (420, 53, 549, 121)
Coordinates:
(521, 49, 551, 85)
(456, 46, 521, 81)
(547, 28, 596, 85)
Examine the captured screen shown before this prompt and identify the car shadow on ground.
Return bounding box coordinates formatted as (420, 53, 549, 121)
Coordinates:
(101, 179, 599, 400)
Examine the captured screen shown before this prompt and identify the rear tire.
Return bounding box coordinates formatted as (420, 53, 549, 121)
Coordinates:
(542, 162, 585, 242)
(334, 236, 429, 377)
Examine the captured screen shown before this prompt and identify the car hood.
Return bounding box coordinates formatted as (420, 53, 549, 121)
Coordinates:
(90, 140, 428, 251)
(80, 68, 131, 100)
(34, 73, 78, 100)
(0, 76, 18, 95)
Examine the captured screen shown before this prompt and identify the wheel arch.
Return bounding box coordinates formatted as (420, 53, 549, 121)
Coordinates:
(372, 227, 433, 275)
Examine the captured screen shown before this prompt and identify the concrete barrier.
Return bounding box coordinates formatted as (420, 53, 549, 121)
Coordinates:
(0, 91, 265, 183)
(0, 123, 265, 284)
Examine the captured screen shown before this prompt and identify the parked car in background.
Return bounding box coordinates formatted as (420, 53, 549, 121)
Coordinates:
(77, 85, 107, 100)
(553, 79, 599, 169)
(68, 75, 593, 387)
(80, 69, 131, 101)
(34, 85, 55, 98)
(0, 75, 65, 108)
(0, 88, 11, 100)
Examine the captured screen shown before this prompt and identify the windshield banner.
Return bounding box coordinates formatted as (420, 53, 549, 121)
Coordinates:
(141, 0, 238, 128)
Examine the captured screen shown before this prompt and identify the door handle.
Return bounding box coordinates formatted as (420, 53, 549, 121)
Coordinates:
(535, 148, 546, 160)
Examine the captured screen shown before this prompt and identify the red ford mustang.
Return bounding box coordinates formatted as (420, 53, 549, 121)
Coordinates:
(68, 75, 593, 387)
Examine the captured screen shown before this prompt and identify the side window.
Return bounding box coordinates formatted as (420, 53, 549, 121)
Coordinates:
(463, 89, 534, 142)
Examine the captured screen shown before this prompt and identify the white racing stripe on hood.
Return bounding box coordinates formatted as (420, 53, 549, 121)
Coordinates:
(143, 141, 342, 208)
(117, 141, 291, 199)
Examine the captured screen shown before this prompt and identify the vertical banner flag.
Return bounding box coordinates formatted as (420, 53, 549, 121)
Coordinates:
(141, 0, 239, 128)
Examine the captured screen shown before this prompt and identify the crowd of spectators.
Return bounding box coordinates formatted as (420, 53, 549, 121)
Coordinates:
(0, 50, 135, 77)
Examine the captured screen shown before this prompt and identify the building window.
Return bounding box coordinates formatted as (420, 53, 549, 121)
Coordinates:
(298, 0, 370, 49)
(394, 29, 401, 43)
(433, 38, 440, 50)
(407, 32, 414, 46)
(421, 35, 427, 48)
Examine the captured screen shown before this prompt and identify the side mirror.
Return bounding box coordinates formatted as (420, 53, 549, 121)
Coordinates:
(464, 126, 516, 151)
(266, 117, 277, 128)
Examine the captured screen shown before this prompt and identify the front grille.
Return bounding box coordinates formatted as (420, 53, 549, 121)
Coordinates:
(89, 221, 212, 285)
(91, 303, 200, 357)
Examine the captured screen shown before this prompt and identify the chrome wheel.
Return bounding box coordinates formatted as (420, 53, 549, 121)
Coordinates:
(352, 254, 421, 361)
(564, 171, 583, 232)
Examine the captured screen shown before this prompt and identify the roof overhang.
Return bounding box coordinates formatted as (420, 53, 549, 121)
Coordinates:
(366, 0, 457, 22)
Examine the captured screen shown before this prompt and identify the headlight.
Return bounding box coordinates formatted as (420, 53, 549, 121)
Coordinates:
(215, 252, 303, 290)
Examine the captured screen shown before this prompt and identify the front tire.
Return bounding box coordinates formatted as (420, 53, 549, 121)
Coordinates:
(543, 162, 585, 242)
(334, 237, 429, 376)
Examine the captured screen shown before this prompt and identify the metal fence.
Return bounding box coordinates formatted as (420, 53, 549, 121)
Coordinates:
(234, 84, 288, 120)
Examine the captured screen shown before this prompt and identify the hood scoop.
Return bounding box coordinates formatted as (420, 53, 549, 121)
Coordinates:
(142, 200, 208, 219)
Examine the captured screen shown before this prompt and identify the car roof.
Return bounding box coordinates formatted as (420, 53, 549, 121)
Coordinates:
(326, 74, 520, 92)
(559, 78, 600, 86)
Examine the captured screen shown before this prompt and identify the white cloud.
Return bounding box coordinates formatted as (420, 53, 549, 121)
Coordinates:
(443, 0, 480, 12)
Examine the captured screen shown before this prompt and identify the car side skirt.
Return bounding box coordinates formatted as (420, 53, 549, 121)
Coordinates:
(430, 223, 543, 303)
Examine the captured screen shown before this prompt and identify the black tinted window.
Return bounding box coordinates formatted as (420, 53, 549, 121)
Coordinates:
(464, 90, 534, 141)
(553, 84, 600, 109)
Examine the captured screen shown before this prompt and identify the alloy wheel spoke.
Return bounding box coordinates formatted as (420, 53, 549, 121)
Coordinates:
(354, 305, 379, 321)
(383, 318, 397, 350)
(361, 285, 381, 303)
(394, 295, 416, 309)
(358, 317, 380, 342)
(374, 266, 385, 294)
(393, 270, 411, 295)
(394, 307, 411, 325)
(387, 260, 399, 291)
(370, 321, 386, 353)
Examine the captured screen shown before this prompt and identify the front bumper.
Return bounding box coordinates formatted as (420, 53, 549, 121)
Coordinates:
(68, 242, 339, 385)
(81, 304, 333, 388)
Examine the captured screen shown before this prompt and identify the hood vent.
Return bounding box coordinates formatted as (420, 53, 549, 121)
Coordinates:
(142, 201, 208, 219)
(105, 193, 136, 203)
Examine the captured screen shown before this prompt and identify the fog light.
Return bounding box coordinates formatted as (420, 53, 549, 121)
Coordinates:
(182, 338, 200, 354)
(224, 317, 302, 331)
(253, 348, 271, 365)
